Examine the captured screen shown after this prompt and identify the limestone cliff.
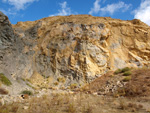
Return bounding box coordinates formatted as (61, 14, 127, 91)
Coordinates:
(0, 12, 150, 87)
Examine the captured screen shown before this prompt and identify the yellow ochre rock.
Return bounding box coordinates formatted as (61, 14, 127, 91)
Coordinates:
(0, 13, 150, 87)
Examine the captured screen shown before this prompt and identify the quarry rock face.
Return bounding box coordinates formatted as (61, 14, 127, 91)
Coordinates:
(0, 12, 150, 87)
(0, 12, 15, 46)
(0, 11, 15, 79)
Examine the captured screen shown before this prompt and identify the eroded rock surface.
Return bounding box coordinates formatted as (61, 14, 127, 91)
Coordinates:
(0, 12, 150, 88)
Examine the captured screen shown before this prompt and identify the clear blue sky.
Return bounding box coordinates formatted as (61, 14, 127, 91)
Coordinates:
(0, 0, 150, 25)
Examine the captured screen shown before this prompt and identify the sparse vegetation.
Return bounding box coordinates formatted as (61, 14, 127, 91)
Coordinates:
(118, 101, 144, 112)
(82, 104, 93, 113)
(114, 67, 131, 75)
(54, 81, 59, 86)
(118, 100, 127, 110)
(26, 83, 35, 89)
(81, 85, 89, 92)
(0, 68, 150, 113)
(114, 88, 126, 97)
(122, 76, 131, 82)
(21, 90, 33, 95)
(42, 74, 46, 78)
(87, 67, 150, 98)
(21, 78, 26, 81)
(57, 77, 65, 83)
(0, 108, 9, 113)
(67, 103, 76, 113)
(0, 73, 12, 86)
(26, 83, 32, 87)
(123, 71, 132, 76)
(0, 92, 148, 113)
(122, 68, 150, 97)
(70, 83, 78, 89)
(114, 69, 122, 74)
(121, 67, 131, 73)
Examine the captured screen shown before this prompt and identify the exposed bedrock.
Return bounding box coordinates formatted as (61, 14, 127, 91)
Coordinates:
(0, 13, 150, 87)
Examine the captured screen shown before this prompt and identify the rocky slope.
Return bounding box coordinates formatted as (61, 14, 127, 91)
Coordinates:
(0, 11, 150, 90)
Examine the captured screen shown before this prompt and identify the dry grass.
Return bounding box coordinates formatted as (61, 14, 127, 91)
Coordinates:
(0, 102, 20, 113)
(85, 68, 150, 97)
(53, 81, 59, 86)
(123, 68, 150, 97)
(122, 76, 131, 82)
(0, 92, 148, 113)
(67, 103, 76, 113)
(70, 83, 78, 89)
(82, 71, 114, 92)
(57, 77, 66, 83)
(0, 68, 150, 113)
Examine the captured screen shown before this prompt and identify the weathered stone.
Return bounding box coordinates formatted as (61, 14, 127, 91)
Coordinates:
(0, 11, 14, 48)
(0, 13, 150, 89)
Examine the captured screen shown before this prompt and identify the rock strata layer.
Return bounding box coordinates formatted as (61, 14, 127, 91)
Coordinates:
(0, 12, 150, 87)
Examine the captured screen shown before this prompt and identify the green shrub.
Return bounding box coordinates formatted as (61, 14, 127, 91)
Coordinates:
(123, 71, 132, 76)
(121, 67, 130, 73)
(122, 76, 131, 82)
(21, 90, 33, 95)
(0, 73, 12, 86)
(114, 69, 122, 74)
(114, 67, 131, 75)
